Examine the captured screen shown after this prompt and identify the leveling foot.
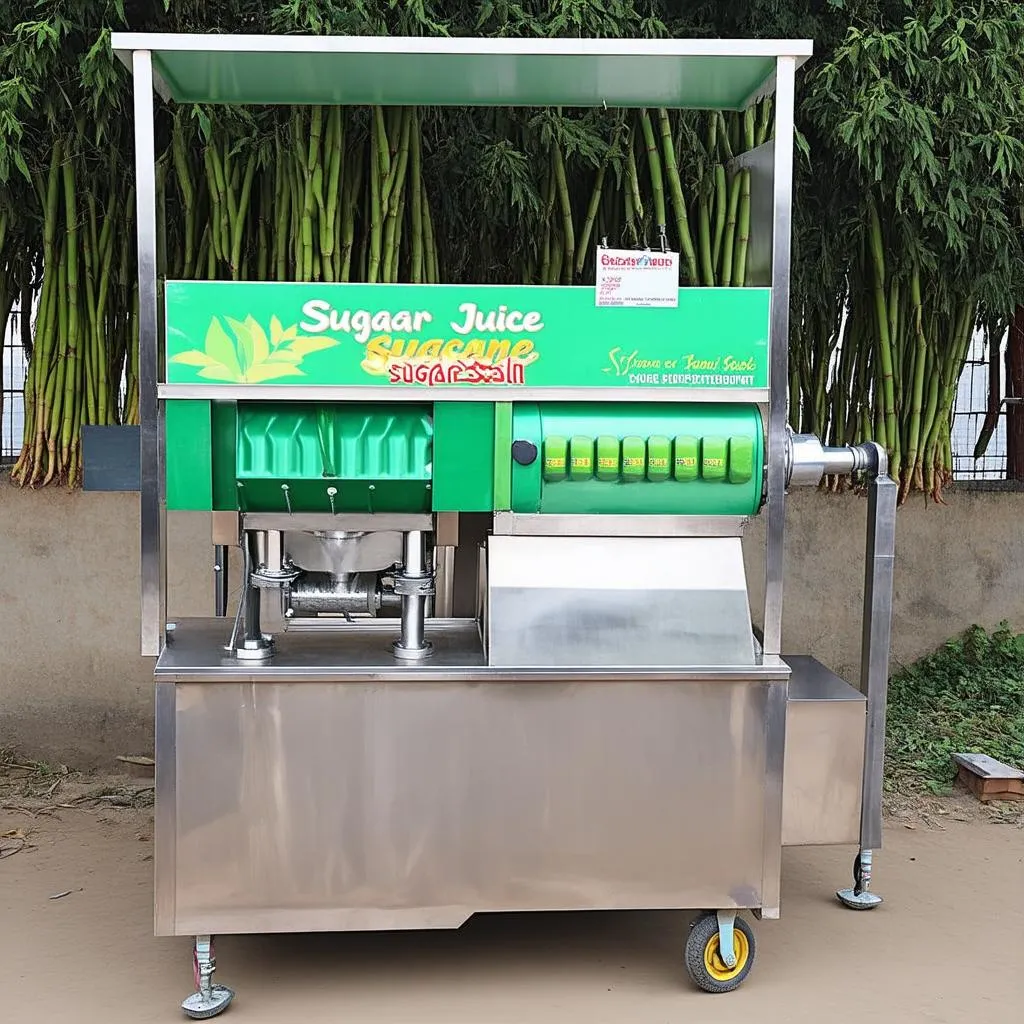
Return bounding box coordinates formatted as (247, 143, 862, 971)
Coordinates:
(837, 850, 883, 910)
(182, 936, 234, 1020)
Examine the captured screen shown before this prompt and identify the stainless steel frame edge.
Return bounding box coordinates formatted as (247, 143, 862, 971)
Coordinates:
(762, 55, 797, 657)
(134, 49, 166, 659)
(157, 384, 773, 404)
(859, 469, 897, 851)
(759, 679, 787, 916)
(154, 681, 177, 934)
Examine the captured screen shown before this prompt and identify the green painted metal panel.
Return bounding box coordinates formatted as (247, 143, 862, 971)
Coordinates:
(432, 402, 495, 512)
(509, 403, 542, 513)
(493, 403, 513, 511)
(510, 403, 763, 515)
(235, 403, 432, 513)
(165, 282, 771, 393)
(211, 400, 238, 510)
(133, 45, 791, 110)
(166, 400, 212, 510)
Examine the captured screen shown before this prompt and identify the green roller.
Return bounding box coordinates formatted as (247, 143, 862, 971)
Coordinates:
(647, 435, 672, 482)
(544, 435, 568, 481)
(596, 435, 620, 481)
(701, 437, 728, 481)
(674, 435, 700, 482)
(510, 402, 763, 516)
(621, 436, 647, 481)
(569, 435, 594, 481)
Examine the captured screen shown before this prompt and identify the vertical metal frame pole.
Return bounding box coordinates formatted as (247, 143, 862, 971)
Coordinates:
(762, 56, 797, 657)
(133, 50, 166, 657)
(153, 680, 177, 933)
(859, 464, 897, 851)
(759, 679, 787, 918)
(757, 55, 797, 920)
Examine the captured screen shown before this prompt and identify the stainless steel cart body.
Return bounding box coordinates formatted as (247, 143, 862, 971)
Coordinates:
(111, 33, 896, 1014)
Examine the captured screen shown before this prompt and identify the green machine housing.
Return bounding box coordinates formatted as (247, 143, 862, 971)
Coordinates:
(165, 400, 764, 516)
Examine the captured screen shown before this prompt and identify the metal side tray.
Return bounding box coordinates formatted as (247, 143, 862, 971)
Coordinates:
(781, 655, 867, 847)
(155, 618, 790, 937)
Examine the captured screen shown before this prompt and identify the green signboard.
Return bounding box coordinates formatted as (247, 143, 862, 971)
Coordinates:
(165, 282, 770, 391)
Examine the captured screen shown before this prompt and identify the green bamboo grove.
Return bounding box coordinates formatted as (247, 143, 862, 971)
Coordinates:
(2, 0, 1023, 500)
(161, 103, 768, 290)
(4, 99, 768, 488)
(8, 141, 139, 487)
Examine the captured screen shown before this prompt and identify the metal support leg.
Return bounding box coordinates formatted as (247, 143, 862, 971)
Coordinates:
(392, 530, 434, 660)
(182, 935, 234, 1019)
(839, 448, 896, 910)
(214, 545, 228, 617)
(434, 545, 455, 617)
(234, 533, 273, 661)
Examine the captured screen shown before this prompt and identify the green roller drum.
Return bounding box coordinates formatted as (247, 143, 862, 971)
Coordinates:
(510, 402, 763, 516)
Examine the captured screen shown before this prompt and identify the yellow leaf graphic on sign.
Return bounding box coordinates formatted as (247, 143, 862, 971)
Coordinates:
(245, 363, 306, 383)
(170, 316, 340, 383)
(287, 336, 342, 357)
(203, 319, 243, 377)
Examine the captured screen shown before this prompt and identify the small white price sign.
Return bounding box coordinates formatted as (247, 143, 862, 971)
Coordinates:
(595, 248, 680, 308)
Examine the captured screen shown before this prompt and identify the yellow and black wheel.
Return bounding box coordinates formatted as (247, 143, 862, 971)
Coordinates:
(684, 913, 755, 993)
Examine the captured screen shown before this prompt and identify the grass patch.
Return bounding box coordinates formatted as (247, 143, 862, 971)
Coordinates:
(886, 624, 1024, 795)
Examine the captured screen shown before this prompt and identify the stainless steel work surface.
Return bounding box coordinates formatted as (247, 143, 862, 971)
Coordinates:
(487, 536, 758, 669)
(782, 656, 866, 847)
(158, 677, 781, 935)
(156, 618, 791, 682)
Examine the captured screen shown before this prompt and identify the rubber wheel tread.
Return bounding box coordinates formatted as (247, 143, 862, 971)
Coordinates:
(684, 913, 756, 994)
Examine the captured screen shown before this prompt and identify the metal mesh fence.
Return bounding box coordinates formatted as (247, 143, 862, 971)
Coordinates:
(950, 330, 1008, 482)
(2, 304, 27, 466)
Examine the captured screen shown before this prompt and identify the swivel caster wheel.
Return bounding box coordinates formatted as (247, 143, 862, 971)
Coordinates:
(684, 912, 756, 993)
(182, 936, 234, 1020)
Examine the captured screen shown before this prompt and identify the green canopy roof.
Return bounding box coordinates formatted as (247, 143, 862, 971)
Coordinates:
(111, 34, 811, 110)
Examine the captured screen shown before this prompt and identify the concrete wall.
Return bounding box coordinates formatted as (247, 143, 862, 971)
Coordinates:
(1, 484, 1022, 767)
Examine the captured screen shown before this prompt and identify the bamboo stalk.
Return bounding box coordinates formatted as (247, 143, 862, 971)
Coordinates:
(551, 139, 575, 284)
(409, 113, 424, 284)
(368, 110, 384, 284)
(576, 157, 608, 277)
(656, 109, 698, 283)
(422, 182, 438, 285)
(230, 151, 257, 280)
(719, 171, 742, 286)
(867, 199, 899, 479)
(711, 164, 727, 274)
(383, 107, 412, 284)
(732, 169, 752, 287)
(625, 132, 641, 245)
(639, 109, 666, 237)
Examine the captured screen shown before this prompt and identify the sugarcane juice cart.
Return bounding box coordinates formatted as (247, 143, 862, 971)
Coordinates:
(111, 33, 897, 1018)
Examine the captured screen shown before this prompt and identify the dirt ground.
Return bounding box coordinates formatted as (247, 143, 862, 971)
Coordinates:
(1, 765, 1022, 1024)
